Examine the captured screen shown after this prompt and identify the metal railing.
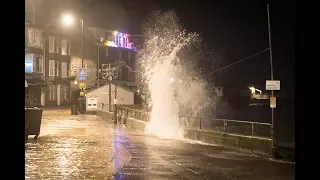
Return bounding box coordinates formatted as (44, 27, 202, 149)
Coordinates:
(115, 106, 151, 122)
(99, 103, 115, 112)
(179, 116, 271, 138)
(98, 104, 271, 138)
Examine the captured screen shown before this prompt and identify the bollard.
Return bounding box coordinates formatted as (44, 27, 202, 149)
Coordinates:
(71, 105, 78, 115)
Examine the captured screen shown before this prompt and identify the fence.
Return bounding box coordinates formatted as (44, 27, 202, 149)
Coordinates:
(179, 116, 271, 138)
(98, 104, 271, 138)
(99, 103, 115, 112)
(115, 106, 151, 122)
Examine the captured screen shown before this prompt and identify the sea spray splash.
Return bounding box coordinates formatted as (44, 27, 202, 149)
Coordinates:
(139, 10, 214, 139)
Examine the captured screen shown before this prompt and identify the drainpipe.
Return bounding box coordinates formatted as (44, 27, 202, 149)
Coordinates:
(41, 34, 46, 106)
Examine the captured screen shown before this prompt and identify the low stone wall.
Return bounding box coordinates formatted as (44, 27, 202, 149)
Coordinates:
(185, 128, 273, 156)
(124, 117, 148, 132)
(95, 110, 272, 156)
(96, 111, 115, 121)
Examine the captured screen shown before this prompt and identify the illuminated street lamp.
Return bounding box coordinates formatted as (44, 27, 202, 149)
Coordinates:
(249, 87, 262, 95)
(63, 14, 73, 25)
(62, 13, 85, 98)
(249, 87, 256, 94)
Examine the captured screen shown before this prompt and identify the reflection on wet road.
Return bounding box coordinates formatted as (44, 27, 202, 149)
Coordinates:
(25, 109, 294, 180)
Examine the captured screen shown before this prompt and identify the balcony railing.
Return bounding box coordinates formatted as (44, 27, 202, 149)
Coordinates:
(27, 39, 44, 49)
(25, 72, 44, 80)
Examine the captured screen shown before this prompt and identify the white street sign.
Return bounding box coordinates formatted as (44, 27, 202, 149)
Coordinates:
(266, 80, 280, 90)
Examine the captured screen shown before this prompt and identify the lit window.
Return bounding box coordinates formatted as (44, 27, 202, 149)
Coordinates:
(25, 53, 33, 73)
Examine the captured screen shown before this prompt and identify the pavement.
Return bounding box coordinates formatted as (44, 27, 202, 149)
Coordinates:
(25, 109, 295, 180)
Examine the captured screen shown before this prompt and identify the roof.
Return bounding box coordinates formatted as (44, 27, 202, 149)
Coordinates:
(86, 82, 136, 94)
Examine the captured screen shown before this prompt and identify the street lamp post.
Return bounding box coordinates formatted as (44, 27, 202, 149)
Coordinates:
(63, 14, 84, 76)
(267, 4, 275, 149)
(63, 14, 85, 113)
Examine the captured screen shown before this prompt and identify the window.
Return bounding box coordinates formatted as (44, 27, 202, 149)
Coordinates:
(56, 61, 60, 77)
(55, 38, 59, 53)
(49, 37, 54, 53)
(61, 39, 67, 55)
(34, 55, 43, 73)
(49, 60, 55, 76)
(63, 85, 69, 100)
(25, 4, 34, 24)
(61, 62, 68, 78)
(34, 30, 42, 48)
(25, 53, 34, 73)
(49, 36, 60, 53)
(49, 84, 56, 100)
(27, 28, 43, 48)
(61, 39, 70, 55)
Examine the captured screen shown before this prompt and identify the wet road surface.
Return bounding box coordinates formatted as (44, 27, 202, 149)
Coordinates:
(25, 109, 294, 180)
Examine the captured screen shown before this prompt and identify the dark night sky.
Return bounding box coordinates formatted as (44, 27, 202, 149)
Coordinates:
(118, 0, 294, 98)
(50, 0, 295, 98)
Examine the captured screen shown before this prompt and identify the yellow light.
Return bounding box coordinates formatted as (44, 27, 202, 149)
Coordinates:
(63, 14, 73, 25)
(113, 31, 118, 35)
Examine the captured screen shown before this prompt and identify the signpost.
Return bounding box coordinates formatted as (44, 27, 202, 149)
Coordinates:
(266, 80, 280, 90)
(78, 68, 87, 80)
(79, 82, 86, 89)
(78, 68, 87, 97)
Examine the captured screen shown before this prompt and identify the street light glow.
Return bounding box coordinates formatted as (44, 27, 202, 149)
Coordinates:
(249, 87, 262, 95)
(63, 14, 74, 25)
(170, 77, 174, 82)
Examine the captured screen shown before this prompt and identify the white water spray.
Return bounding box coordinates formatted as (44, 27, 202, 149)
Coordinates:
(140, 10, 214, 139)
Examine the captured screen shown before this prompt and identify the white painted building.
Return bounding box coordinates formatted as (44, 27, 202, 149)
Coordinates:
(85, 83, 134, 111)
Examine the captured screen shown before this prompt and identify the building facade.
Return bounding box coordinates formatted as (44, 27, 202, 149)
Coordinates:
(69, 27, 139, 96)
(25, 1, 46, 107)
(25, 1, 72, 107)
(44, 31, 72, 106)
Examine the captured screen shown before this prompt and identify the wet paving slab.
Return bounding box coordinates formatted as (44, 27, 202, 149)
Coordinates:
(25, 109, 294, 180)
(112, 128, 294, 180)
(25, 110, 131, 180)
